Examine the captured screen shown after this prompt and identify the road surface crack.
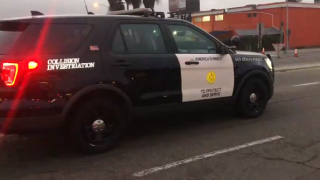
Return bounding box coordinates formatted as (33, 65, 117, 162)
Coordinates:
(240, 151, 320, 170)
(269, 91, 320, 105)
(288, 140, 320, 149)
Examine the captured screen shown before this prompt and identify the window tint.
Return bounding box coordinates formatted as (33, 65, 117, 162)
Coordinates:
(0, 22, 29, 55)
(28, 24, 92, 54)
(119, 24, 166, 54)
(112, 28, 126, 53)
(168, 25, 217, 54)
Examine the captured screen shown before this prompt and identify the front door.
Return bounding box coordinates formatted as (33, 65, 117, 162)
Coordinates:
(165, 24, 235, 102)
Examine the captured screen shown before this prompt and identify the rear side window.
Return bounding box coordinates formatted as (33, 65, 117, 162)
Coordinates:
(112, 29, 126, 53)
(0, 22, 29, 55)
(27, 24, 92, 55)
(111, 24, 167, 54)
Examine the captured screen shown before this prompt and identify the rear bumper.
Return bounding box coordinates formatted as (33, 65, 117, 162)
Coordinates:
(0, 116, 64, 133)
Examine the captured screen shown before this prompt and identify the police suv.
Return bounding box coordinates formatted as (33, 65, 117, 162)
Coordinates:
(0, 8, 274, 154)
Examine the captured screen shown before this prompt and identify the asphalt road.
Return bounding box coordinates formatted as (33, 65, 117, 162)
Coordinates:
(2, 68, 320, 180)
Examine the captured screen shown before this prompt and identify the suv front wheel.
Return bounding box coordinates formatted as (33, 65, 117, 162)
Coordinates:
(68, 98, 126, 154)
(236, 78, 269, 118)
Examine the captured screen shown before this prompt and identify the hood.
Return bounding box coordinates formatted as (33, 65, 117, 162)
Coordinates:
(235, 51, 264, 56)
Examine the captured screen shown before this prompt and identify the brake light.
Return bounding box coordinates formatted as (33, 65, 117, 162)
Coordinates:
(2, 63, 18, 86)
(28, 61, 38, 69)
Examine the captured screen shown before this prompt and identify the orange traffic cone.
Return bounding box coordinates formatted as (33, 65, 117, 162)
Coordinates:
(294, 49, 298, 57)
(262, 48, 265, 55)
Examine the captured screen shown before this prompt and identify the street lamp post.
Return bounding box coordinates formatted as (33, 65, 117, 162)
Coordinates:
(84, 0, 89, 14)
(94, 3, 109, 8)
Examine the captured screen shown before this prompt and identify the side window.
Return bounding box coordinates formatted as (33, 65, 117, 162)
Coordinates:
(27, 24, 92, 55)
(168, 25, 217, 54)
(111, 28, 126, 53)
(119, 24, 167, 54)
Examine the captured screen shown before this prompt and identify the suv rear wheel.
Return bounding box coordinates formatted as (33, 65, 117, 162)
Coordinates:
(68, 98, 126, 154)
(236, 78, 269, 118)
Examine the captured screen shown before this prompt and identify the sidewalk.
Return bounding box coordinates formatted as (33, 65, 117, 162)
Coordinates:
(266, 47, 320, 57)
(275, 62, 320, 72)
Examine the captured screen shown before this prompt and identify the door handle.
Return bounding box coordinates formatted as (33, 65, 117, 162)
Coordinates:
(185, 61, 199, 65)
(113, 60, 131, 67)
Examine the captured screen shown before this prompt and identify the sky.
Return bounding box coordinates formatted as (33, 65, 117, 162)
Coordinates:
(0, 0, 315, 19)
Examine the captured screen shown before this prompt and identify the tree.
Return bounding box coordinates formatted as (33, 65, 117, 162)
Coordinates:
(108, 0, 125, 11)
(108, 0, 160, 11)
(142, 0, 160, 11)
(125, 0, 132, 10)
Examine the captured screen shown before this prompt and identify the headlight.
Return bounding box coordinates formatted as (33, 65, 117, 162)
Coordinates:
(265, 58, 273, 70)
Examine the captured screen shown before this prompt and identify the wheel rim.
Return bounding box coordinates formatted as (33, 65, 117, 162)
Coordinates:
(81, 109, 117, 146)
(246, 85, 265, 112)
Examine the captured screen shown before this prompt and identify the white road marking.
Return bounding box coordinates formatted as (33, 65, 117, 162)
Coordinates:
(293, 82, 320, 87)
(132, 135, 284, 177)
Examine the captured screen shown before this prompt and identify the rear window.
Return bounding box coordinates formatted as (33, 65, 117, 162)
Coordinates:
(26, 24, 92, 55)
(0, 22, 29, 55)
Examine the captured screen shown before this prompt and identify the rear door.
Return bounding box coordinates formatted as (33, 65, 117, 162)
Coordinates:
(102, 19, 181, 107)
(0, 22, 96, 99)
(0, 20, 33, 87)
(164, 22, 235, 102)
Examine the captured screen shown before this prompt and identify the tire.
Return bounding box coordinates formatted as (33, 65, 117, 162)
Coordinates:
(68, 98, 126, 154)
(235, 78, 269, 118)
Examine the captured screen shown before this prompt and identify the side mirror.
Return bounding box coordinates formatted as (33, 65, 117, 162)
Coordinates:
(231, 36, 241, 47)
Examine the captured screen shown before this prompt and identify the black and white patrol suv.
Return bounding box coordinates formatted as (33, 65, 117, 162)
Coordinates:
(0, 8, 274, 154)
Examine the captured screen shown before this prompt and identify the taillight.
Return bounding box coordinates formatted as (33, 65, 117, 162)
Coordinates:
(2, 63, 19, 86)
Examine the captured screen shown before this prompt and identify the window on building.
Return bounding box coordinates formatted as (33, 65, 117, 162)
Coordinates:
(253, 13, 257, 17)
(194, 17, 202, 22)
(215, 15, 223, 21)
(118, 24, 167, 54)
(247, 13, 252, 18)
(202, 16, 210, 22)
(168, 25, 217, 54)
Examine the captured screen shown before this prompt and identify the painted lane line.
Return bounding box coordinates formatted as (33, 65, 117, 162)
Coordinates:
(132, 135, 284, 177)
(293, 82, 320, 87)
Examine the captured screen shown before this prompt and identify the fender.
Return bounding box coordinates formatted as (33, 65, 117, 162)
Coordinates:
(61, 84, 132, 119)
(233, 70, 273, 102)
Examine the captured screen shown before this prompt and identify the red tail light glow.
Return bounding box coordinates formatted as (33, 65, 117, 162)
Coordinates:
(28, 61, 38, 70)
(2, 63, 19, 86)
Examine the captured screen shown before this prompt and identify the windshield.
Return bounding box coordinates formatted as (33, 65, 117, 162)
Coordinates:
(0, 22, 28, 55)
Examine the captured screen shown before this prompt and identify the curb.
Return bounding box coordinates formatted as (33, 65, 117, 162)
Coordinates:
(266, 48, 320, 55)
(275, 64, 320, 72)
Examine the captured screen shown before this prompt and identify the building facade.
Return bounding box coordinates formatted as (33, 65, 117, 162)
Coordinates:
(191, 2, 320, 50)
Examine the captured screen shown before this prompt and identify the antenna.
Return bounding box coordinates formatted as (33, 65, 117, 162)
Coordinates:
(31, 11, 44, 16)
(83, 0, 89, 14)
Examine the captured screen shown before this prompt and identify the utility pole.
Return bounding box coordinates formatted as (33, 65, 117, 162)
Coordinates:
(286, 0, 289, 52)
